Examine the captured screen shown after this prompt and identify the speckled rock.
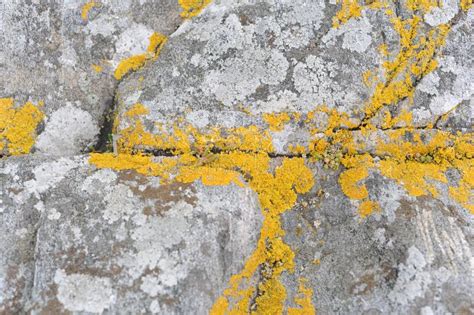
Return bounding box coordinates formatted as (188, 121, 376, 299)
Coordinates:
(0, 155, 262, 313)
(281, 165, 473, 314)
(0, 1, 182, 156)
(2, 154, 471, 313)
(406, 7, 473, 130)
(115, 0, 473, 154)
(1, 0, 473, 314)
(115, 0, 379, 153)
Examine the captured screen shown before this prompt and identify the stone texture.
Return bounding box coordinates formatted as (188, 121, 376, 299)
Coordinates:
(1, 0, 473, 314)
(0, 155, 262, 313)
(2, 156, 472, 313)
(115, 0, 473, 155)
(114, 0, 379, 154)
(410, 8, 473, 130)
(281, 166, 473, 314)
(0, 0, 182, 156)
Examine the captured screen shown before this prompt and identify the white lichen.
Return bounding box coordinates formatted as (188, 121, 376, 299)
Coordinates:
(36, 104, 99, 156)
(54, 269, 114, 313)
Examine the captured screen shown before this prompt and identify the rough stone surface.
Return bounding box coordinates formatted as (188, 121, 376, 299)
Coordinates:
(281, 166, 473, 314)
(0, 155, 261, 313)
(411, 8, 473, 130)
(115, 0, 473, 154)
(1, 0, 473, 314)
(0, 0, 182, 156)
(116, 0, 376, 153)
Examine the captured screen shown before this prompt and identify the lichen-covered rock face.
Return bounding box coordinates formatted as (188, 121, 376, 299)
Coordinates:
(1, 0, 473, 314)
(281, 167, 473, 314)
(115, 0, 473, 154)
(408, 8, 473, 130)
(0, 0, 182, 156)
(117, 0, 372, 117)
(0, 156, 262, 313)
(116, 0, 375, 153)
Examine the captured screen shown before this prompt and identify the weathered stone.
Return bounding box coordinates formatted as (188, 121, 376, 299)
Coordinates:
(281, 166, 473, 314)
(410, 7, 473, 130)
(1, 0, 473, 314)
(0, 155, 262, 313)
(0, 1, 182, 156)
(115, 0, 385, 154)
(115, 0, 473, 155)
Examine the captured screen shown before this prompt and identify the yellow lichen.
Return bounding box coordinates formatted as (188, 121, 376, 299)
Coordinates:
(332, 0, 363, 28)
(379, 159, 446, 196)
(0, 98, 44, 156)
(91, 154, 315, 313)
(406, 0, 440, 13)
(92, 64, 103, 73)
(89, 153, 178, 179)
(362, 70, 373, 87)
(114, 54, 148, 81)
(375, 130, 473, 210)
(378, 43, 389, 57)
(146, 32, 168, 59)
(114, 32, 168, 80)
(338, 154, 373, 200)
(263, 112, 291, 132)
(381, 109, 413, 129)
(460, 0, 473, 10)
(90, 112, 315, 313)
(350, 1, 451, 122)
(87, 2, 474, 314)
(358, 200, 380, 218)
(177, 165, 245, 187)
(210, 157, 314, 314)
(178, 0, 212, 18)
(81, 0, 98, 22)
(288, 278, 316, 315)
(125, 103, 150, 118)
(117, 106, 275, 155)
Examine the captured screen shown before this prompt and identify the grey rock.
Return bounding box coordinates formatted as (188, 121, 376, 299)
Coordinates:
(115, 0, 383, 154)
(410, 7, 474, 130)
(281, 166, 473, 314)
(1, 0, 473, 314)
(0, 155, 262, 313)
(2, 154, 472, 313)
(0, 0, 182, 156)
(115, 0, 473, 155)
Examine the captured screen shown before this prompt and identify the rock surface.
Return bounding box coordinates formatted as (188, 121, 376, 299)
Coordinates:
(115, 0, 473, 154)
(282, 166, 473, 314)
(1, 155, 261, 313)
(0, 0, 182, 156)
(1, 0, 473, 314)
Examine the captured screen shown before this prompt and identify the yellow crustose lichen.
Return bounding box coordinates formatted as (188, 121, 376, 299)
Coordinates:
(92, 64, 103, 73)
(377, 130, 474, 212)
(90, 105, 473, 315)
(114, 32, 168, 80)
(287, 278, 316, 315)
(91, 106, 316, 313)
(332, 0, 362, 28)
(178, 0, 212, 18)
(0, 98, 44, 156)
(461, 0, 473, 11)
(88, 0, 473, 314)
(81, 0, 98, 22)
(263, 112, 291, 132)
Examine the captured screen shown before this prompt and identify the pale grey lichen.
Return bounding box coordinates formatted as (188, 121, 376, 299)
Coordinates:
(54, 269, 114, 313)
(388, 246, 432, 305)
(36, 105, 100, 156)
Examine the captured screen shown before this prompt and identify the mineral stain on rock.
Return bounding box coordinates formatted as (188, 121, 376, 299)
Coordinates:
(1, 0, 473, 314)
